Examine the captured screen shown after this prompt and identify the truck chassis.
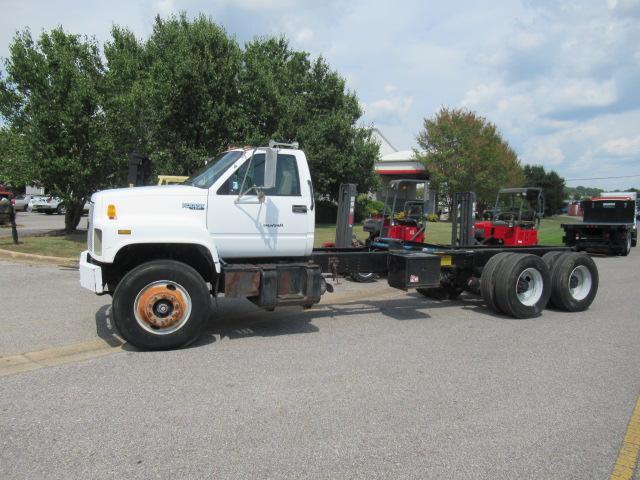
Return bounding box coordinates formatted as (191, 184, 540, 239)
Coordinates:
(83, 240, 599, 350)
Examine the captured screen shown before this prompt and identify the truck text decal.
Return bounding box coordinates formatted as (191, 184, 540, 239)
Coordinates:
(182, 202, 205, 210)
(263, 223, 284, 228)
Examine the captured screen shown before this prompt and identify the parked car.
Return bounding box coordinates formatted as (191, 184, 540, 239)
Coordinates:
(29, 195, 90, 215)
(11, 194, 32, 211)
(27, 195, 46, 212)
(31, 196, 66, 214)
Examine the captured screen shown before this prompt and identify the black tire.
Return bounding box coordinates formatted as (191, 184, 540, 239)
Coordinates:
(56, 203, 67, 215)
(112, 260, 210, 350)
(494, 254, 551, 318)
(621, 232, 632, 256)
(350, 272, 377, 283)
(480, 252, 514, 313)
(549, 252, 598, 312)
(417, 286, 462, 300)
(542, 251, 563, 270)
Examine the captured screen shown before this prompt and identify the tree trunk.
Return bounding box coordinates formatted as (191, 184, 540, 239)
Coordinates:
(64, 201, 84, 234)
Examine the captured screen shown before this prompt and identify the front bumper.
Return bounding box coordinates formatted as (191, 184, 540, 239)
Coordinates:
(79, 250, 104, 294)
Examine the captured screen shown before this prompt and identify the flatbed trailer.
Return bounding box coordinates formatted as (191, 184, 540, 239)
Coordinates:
(562, 197, 637, 256)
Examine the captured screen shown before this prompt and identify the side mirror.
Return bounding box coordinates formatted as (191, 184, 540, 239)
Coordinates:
(263, 148, 277, 190)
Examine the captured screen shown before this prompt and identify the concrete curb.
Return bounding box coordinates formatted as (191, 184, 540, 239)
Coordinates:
(0, 248, 77, 268)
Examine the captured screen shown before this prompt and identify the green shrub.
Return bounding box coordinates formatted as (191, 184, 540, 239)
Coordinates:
(426, 213, 439, 222)
(355, 194, 385, 222)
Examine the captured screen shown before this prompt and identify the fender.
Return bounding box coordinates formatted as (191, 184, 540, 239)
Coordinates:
(90, 218, 221, 273)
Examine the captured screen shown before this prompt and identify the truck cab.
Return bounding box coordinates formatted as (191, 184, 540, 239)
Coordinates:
(83, 143, 315, 274)
(80, 142, 324, 349)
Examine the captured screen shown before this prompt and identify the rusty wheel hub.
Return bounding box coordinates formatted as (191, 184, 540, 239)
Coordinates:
(134, 281, 192, 335)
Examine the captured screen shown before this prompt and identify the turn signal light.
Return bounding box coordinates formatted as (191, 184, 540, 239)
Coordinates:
(107, 204, 117, 219)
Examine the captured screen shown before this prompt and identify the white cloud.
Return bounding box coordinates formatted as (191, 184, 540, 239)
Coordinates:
(1, 0, 640, 189)
(157, 0, 176, 16)
(522, 142, 565, 167)
(601, 136, 640, 156)
(294, 27, 313, 43)
(362, 96, 414, 122)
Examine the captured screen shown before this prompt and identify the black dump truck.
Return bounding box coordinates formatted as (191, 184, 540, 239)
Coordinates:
(562, 196, 637, 256)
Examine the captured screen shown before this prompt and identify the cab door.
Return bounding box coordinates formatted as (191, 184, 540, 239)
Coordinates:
(208, 152, 311, 258)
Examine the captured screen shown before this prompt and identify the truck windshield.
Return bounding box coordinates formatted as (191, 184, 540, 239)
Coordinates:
(183, 150, 244, 189)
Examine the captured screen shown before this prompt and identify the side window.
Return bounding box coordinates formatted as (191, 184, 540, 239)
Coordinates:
(267, 154, 300, 196)
(217, 153, 301, 196)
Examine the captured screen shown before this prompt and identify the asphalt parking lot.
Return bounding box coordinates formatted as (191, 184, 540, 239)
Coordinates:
(1, 251, 639, 479)
(0, 210, 88, 238)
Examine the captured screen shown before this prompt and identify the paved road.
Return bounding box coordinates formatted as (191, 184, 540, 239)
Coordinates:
(1, 251, 639, 479)
(0, 210, 88, 238)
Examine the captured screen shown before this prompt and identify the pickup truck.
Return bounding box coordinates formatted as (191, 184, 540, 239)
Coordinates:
(562, 195, 637, 255)
(80, 142, 600, 350)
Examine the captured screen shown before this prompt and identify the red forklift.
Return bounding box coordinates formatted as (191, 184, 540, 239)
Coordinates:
(475, 187, 544, 246)
(346, 179, 430, 282)
(363, 179, 429, 244)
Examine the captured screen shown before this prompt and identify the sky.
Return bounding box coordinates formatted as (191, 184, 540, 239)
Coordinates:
(1, 0, 639, 190)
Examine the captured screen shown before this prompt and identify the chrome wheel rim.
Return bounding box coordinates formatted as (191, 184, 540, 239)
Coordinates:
(516, 268, 544, 306)
(134, 280, 192, 335)
(569, 265, 592, 301)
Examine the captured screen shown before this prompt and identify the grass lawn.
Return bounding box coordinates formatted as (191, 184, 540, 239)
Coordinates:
(316, 215, 579, 247)
(0, 215, 579, 258)
(0, 232, 86, 258)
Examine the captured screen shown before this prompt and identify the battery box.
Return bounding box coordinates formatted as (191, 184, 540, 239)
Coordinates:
(387, 252, 441, 291)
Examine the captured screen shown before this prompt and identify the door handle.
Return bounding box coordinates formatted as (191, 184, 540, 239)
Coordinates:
(292, 205, 308, 214)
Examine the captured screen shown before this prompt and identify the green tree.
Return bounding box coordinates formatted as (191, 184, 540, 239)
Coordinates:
(0, 28, 118, 232)
(0, 127, 32, 188)
(105, 19, 378, 199)
(237, 36, 379, 199)
(564, 185, 603, 201)
(1, 14, 379, 234)
(415, 107, 524, 211)
(523, 165, 565, 215)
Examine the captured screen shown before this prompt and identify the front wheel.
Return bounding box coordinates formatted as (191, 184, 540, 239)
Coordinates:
(112, 260, 211, 350)
(56, 204, 67, 215)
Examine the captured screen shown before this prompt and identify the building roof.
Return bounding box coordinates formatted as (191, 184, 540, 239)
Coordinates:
(371, 128, 398, 157)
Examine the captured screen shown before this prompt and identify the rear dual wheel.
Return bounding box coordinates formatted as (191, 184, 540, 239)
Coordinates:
(621, 232, 632, 256)
(493, 254, 551, 318)
(480, 252, 514, 314)
(548, 252, 598, 312)
(480, 251, 598, 317)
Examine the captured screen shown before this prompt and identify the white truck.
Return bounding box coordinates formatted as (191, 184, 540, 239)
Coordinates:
(80, 142, 600, 350)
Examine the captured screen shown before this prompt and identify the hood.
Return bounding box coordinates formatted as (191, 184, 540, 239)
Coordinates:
(92, 185, 207, 203)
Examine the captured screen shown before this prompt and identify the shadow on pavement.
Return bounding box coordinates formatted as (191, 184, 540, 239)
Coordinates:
(94, 288, 512, 352)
